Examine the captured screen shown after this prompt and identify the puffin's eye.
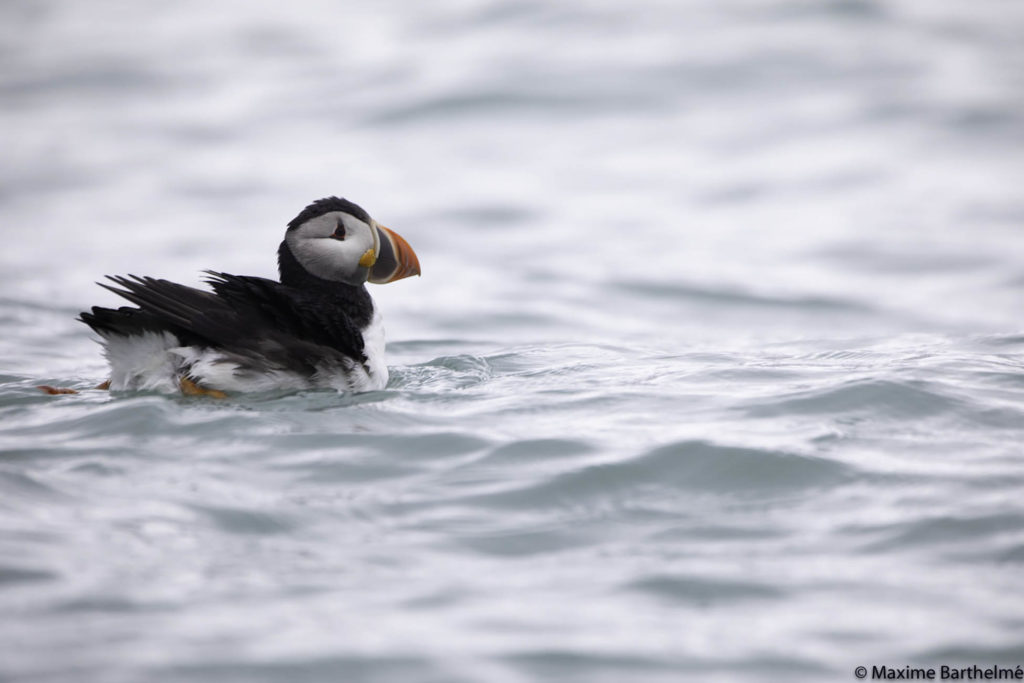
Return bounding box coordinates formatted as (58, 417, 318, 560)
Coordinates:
(331, 219, 346, 240)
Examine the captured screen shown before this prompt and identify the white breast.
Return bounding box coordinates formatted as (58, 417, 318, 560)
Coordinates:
(358, 308, 389, 389)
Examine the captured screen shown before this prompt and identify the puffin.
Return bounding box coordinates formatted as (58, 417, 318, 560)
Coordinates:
(60, 197, 420, 397)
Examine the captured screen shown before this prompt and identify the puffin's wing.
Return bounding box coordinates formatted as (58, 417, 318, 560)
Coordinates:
(96, 274, 368, 366)
(202, 271, 369, 363)
(97, 275, 257, 350)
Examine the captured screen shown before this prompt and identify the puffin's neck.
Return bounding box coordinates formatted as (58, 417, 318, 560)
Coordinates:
(277, 241, 375, 327)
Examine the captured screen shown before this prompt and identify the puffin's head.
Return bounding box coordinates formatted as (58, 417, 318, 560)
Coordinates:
(284, 197, 421, 286)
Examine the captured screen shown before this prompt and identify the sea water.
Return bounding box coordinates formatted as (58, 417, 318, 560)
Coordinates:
(1, 1, 1023, 681)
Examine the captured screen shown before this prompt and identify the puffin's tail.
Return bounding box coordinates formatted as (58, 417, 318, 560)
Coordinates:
(78, 305, 169, 337)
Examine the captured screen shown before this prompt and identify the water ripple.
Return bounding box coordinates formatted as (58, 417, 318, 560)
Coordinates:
(741, 378, 961, 418)
(458, 440, 850, 511)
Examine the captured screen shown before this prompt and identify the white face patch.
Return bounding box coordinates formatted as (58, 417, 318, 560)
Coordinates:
(284, 211, 380, 284)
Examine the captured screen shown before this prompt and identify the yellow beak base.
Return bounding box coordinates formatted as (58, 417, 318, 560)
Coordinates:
(358, 248, 377, 268)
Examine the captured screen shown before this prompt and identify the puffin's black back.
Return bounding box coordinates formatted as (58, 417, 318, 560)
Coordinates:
(83, 269, 374, 370)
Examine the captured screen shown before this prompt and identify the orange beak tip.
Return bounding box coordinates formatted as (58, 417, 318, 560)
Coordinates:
(368, 224, 421, 284)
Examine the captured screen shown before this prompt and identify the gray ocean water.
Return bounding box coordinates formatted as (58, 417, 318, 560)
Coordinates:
(2, 1, 1024, 681)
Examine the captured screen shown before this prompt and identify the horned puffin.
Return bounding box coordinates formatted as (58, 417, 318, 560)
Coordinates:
(73, 197, 420, 397)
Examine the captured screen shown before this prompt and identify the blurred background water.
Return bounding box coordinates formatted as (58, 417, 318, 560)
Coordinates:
(1, 0, 1023, 681)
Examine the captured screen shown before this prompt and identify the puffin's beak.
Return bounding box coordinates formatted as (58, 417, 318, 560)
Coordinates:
(368, 225, 421, 284)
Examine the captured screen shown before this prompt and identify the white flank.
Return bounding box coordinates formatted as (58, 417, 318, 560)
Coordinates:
(97, 306, 388, 394)
(100, 331, 184, 392)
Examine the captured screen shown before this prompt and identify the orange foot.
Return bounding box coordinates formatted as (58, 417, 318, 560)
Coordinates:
(179, 377, 227, 399)
(38, 385, 79, 395)
(97, 380, 111, 390)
